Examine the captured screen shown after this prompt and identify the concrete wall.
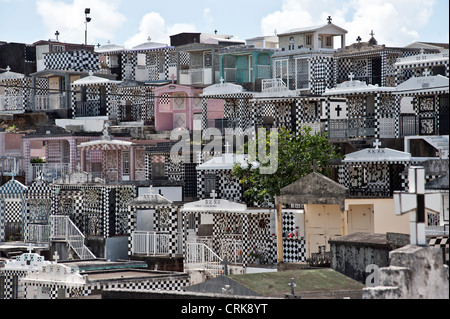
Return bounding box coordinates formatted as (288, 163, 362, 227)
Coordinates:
(330, 240, 390, 284)
(363, 245, 449, 299)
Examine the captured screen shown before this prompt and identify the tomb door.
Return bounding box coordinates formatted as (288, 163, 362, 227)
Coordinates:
(347, 204, 374, 234)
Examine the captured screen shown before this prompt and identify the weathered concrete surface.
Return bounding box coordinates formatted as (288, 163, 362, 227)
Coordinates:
(276, 172, 348, 210)
(363, 245, 449, 299)
(329, 232, 410, 284)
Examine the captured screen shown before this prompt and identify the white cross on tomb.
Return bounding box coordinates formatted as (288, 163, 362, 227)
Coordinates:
(394, 166, 426, 246)
(6, 65, 11, 72)
(53, 251, 59, 263)
(27, 244, 33, 254)
(210, 190, 217, 200)
(220, 77, 225, 84)
(348, 72, 355, 81)
(373, 139, 382, 149)
(423, 68, 431, 77)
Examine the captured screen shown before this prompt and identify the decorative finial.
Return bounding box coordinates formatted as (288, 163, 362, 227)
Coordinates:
(327, 16, 332, 24)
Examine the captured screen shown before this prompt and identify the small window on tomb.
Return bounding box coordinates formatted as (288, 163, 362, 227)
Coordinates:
(306, 34, 312, 46)
(152, 163, 165, 178)
(205, 175, 216, 196)
(137, 53, 146, 67)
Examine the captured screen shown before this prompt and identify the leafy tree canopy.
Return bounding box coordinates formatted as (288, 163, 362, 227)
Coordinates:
(232, 126, 344, 206)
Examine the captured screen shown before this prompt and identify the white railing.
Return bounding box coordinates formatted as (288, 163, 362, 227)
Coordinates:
(0, 157, 24, 177)
(132, 231, 181, 256)
(262, 78, 288, 92)
(184, 242, 224, 278)
(50, 215, 96, 260)
(33, 94, 65, 111)
(0, 94, 24, 112)
(27, 224, 51, 243)
(30, 163, 70, 183)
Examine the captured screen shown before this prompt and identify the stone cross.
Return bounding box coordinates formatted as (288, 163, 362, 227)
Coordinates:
(220, 77, 225, 84)
(221, 256, 230, 276)
(370, 30, 375, 37)
(356, 36, 362, 44)
(436, 150, 444, 159)
(148, 185, 155, 196)
(53, 251, 59, 263)
(55, 31, 59, 40)
(423, 68, 431, 77)
(348, 72, 355, 81)
(171, 73, 175, 84)
(147, 36, 152, 42)
(88, 70, 94, 76)
(373, 139, 382, 149)
(5, 65, 10, 72)
(395, 166, 427, 246)
(210, 189, 217, 200)
(27, 244, 33, 254)
(214, 29, 217, 34)
(288, 278, 297, 295)
(408, 167, 426, 245)
(327, 16, 332, 24)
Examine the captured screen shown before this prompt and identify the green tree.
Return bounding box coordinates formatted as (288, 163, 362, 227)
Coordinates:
(232, 126, 344, 206)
